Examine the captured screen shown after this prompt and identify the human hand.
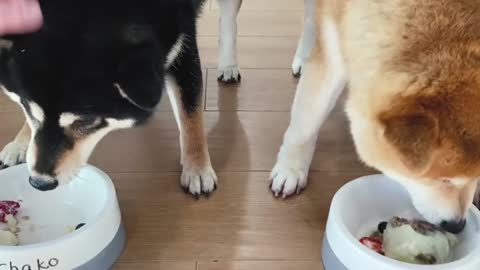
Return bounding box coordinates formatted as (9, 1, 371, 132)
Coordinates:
(0, 0, 43, 35)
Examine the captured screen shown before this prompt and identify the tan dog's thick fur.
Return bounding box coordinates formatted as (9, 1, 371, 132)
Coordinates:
(271, 0, 480, 232)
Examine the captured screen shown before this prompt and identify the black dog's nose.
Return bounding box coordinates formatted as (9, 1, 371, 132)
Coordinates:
(441, 219, 466, 234)
(29, 176, 59, 191)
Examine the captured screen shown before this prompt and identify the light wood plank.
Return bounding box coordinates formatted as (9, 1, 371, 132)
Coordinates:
(198, 260, 324, 270)
(113, 171, 368, 261)
(205, 69, 349, 113)
(199, 37, 297, 69)
(205, 69, 348, 113)
(206, 69, 298, 112)
(113, 261, 196, 270)
(212, 0, 304, 11)
(198, 11, 302, 37)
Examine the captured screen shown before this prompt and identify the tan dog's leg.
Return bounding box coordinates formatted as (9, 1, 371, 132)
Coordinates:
(0, 122, 30, 169)
(217, 0, 242, 83)
(292, 0, 317, 77)
(270, 18, 346, 198)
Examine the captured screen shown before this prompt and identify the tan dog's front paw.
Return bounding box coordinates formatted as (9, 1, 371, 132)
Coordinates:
(270, 161, 308, 198)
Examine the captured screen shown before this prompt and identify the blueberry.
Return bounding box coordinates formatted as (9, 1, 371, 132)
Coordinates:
(378, 221, 388, 233)
(75, 223, 86, 230)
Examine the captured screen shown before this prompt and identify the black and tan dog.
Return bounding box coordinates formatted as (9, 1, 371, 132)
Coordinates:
(0, 0, 320, 198)
(0, 0, 217, 197)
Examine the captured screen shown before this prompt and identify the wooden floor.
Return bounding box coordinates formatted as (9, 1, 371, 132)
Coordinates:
(0, 1, 376, 269)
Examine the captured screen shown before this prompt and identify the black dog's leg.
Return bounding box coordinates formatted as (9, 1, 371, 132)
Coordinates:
(166, 34, 217, 198)
(0, 121, 30, 169)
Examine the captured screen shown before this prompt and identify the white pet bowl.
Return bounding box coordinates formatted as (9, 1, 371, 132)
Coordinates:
(322, 174, 480, 270)
(0, 164, 125, 269)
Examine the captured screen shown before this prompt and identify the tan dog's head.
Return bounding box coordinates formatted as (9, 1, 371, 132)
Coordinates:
(350, 67, 480, 234)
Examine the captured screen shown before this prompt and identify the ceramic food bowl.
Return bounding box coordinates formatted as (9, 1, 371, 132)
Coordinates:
(322, 174, 480, 270)
(0, 164, 125, 269)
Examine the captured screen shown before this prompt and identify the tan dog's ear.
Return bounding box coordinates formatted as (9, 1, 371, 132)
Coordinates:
(380, 111, 439, 172)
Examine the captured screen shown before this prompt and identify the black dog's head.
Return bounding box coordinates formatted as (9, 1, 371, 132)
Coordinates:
(0, 1, 174, 190)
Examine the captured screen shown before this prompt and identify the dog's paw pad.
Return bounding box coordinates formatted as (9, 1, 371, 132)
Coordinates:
(181, 165, 218, 198)
(270, 162, 308, 198)
(218, 66, 241, 84)
(0, 141, 28, 169)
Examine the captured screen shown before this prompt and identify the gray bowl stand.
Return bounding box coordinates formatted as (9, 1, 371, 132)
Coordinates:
(74, 223, 126, 270)
(322, 236, 349, 270)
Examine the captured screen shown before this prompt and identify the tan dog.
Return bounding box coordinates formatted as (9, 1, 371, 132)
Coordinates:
(270, 0, 480, 234)
(216, 0, 319, 82)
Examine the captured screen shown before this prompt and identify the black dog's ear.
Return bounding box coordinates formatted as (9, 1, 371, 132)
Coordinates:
(115, 42, 165, 111)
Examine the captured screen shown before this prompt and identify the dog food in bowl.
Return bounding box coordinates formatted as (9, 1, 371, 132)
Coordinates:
(323, 174, 480, 270)
(360, 217, 458, 265)
(0, 200, 86, 246)
(0, 200, 21, 246)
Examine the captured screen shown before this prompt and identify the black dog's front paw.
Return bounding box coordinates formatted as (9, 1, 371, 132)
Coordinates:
(181, 165, 218, 199)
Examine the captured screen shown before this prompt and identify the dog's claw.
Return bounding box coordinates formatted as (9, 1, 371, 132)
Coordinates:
(292, 70, 301, 78)
(0, 162, 8, 170)
(218, 74, 241, 84)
